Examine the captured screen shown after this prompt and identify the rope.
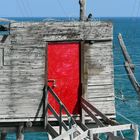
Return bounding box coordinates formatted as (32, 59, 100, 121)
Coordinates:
(20, 0, 30, 17)
(57, 0, 68, 17)
(16, 0, 25, 17)
(15, 0, 32, 18)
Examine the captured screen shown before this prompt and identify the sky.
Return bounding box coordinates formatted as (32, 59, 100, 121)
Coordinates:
(0, 0, 139, 17)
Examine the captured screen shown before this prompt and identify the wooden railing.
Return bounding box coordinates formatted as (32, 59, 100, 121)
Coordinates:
(73, 124, 139, 140)
(47, 86, 77, 135)
(81, 97, 118, 126)
(81, 97, 139, 140)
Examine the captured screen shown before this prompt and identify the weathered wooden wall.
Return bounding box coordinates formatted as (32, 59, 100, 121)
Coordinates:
(0, 23, 46, 122)
(84, 41, 115, 117)
(0, 21, 115, 122)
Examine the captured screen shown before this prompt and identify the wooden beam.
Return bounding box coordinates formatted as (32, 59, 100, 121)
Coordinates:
(125, 62, 140, 93)
(81, 97, 118, 125)
(118, 33, 134, 69)
(16, 124, 24, 140)
(90, 124, 132, 134)
(74, 124, 132, 140)
(79, 0, 86, 21)
(10, 22, 113, 42)
(81, 102, 104, 127)
(47, 123, 59, 138)
(59, 103, 62, 135)
(47, 104, 68, 131)
(48, 87, 62, 105)
(81, 41, 86, 125)
(44, 43, 48, 129)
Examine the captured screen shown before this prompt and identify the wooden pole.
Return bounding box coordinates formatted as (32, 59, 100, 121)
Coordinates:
(125, 62, 140, 93)
(89, 130, 93, 140)
(59, 102, 62, 135)
(81, 41, 86, 125)
(133, 125, 139, 140)
(1, 130, 7, 140)
(79, 0, 86, 21)
(79, 0, 86, 124)
(79, 0, 87, 123)
(118, 33, 134, 70)
(44, 43, 48, 129)
(16, 124, 24, 140)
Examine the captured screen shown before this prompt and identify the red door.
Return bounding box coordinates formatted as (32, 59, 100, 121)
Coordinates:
(47, 42, 81, 115)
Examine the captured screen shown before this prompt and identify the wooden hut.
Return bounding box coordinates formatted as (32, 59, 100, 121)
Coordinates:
(0, 20, 116, 137)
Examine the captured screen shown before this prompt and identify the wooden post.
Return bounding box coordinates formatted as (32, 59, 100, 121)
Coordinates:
(16, 124, 24, 140)
(89, 130, 93, 140)
(1, 130, 7, 140)
(81, 41, 86, 124)
(44, 43, 48, 129)
(59, 102, 63, 135)
(133, 125, 139, 140)
(79, 0, 86, 21)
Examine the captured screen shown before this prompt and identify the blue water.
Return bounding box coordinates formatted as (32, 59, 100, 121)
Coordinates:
(113, 17, 140, 139)
(2, 17, 140, 139)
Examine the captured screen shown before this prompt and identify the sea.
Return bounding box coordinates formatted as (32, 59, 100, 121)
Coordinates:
(1, 17, 140, 139)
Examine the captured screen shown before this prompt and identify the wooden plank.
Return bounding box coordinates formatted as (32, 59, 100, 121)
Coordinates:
(47, 123, 59, 139)
(88, 97, 115, 102)
(9, 22, 113, 41)
(81, 102, 104, 126)
(80, 41, 86, 124)
(0, 118, 43, 123)
(90, 124, 132, 134)
(43, 86, 48, 129)
(44, 43, 48, 129)
(47, 104, 68, 131)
